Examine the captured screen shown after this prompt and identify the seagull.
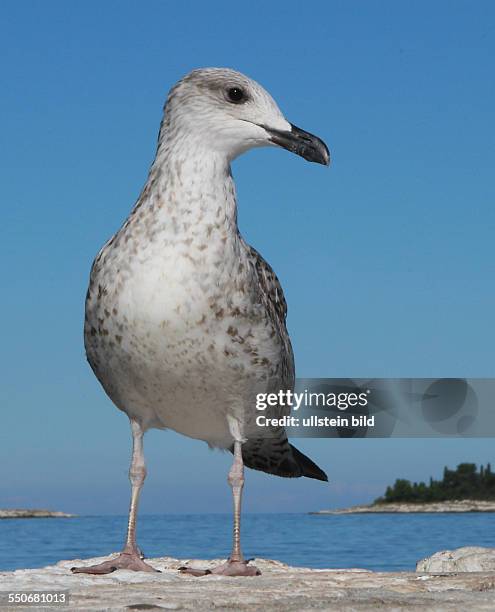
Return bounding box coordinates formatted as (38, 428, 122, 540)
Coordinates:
(71, 68, 329, 577)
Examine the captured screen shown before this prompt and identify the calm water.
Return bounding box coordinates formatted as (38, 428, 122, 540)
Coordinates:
(1, 513, 495, 572)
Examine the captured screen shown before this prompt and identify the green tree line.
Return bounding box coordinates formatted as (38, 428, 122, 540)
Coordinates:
(375, 463, 495, 503)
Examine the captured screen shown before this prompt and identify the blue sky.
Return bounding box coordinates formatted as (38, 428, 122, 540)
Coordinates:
(1, 1, 494, 514)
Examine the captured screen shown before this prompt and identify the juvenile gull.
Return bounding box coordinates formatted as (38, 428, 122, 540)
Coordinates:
(72, 68, 329, 577)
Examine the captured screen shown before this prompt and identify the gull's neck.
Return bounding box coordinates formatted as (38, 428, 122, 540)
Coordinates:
(132, 137, 239, 243)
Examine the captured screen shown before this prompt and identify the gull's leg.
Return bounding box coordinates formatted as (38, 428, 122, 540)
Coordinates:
(71, 419, 159, 574)
(180, 440, 260, 577)
(122, 419, 149, 558)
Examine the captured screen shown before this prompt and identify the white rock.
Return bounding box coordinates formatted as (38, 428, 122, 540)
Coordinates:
(416, 546, 495, 572)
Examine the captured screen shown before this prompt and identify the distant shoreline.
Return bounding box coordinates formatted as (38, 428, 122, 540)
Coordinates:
(0, 509, 76, 519)
(311, 500, 495, 514)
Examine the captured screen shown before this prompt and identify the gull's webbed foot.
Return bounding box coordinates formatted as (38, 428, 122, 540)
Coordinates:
(179, 558, 261, 577)
(71, 551, 160, 575)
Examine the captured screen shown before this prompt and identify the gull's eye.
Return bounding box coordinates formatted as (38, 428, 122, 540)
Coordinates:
(227, 87, 246, 103)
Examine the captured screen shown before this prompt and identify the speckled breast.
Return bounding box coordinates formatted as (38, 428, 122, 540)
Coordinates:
(83, 237, 289, 445)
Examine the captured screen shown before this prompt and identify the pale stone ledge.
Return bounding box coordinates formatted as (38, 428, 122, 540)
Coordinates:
(2, 553, 495, 611)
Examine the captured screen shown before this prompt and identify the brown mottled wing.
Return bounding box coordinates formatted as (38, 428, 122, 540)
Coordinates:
(248, 245, 288, 322)
(246, 244, 295, 391)
(237, 246, 327, 482)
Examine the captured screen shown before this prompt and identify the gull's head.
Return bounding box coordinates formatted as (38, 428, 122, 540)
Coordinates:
(160, 67, 329, 166)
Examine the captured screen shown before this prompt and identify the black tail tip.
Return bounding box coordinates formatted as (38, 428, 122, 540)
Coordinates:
(290, 444, 328, 482)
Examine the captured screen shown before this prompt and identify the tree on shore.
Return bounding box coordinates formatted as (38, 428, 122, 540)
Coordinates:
(375, 463, 495, 503)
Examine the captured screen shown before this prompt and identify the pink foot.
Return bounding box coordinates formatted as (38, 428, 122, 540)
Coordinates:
(71, 551, 160, 575)
(179, 558, 261, 577)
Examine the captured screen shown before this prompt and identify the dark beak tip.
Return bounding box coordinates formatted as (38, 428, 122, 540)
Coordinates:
(305, 143, 330, 166)
(313, 135, 330, 167)
(321, 149, 331, 167)
(264, 122, 330, 167)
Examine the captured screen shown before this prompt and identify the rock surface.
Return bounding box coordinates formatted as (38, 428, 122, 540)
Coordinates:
(2, 554, 495, 611)
(417, 546, 495, 573)
(312, 500, 495, 514)
(0, 509, 75, 519)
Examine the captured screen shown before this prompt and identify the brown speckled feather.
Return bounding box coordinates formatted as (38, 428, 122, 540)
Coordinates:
(240, 246, 327, 482)
(245, 243, 294, 388)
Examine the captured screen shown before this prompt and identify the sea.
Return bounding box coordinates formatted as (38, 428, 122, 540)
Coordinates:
(2, 513, 495, 573)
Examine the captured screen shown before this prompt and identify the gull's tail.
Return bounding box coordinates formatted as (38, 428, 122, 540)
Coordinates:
(235, 435, 328, 482)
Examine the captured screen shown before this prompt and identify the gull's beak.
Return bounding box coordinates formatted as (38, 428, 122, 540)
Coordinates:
(263, 123, 330, 166)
